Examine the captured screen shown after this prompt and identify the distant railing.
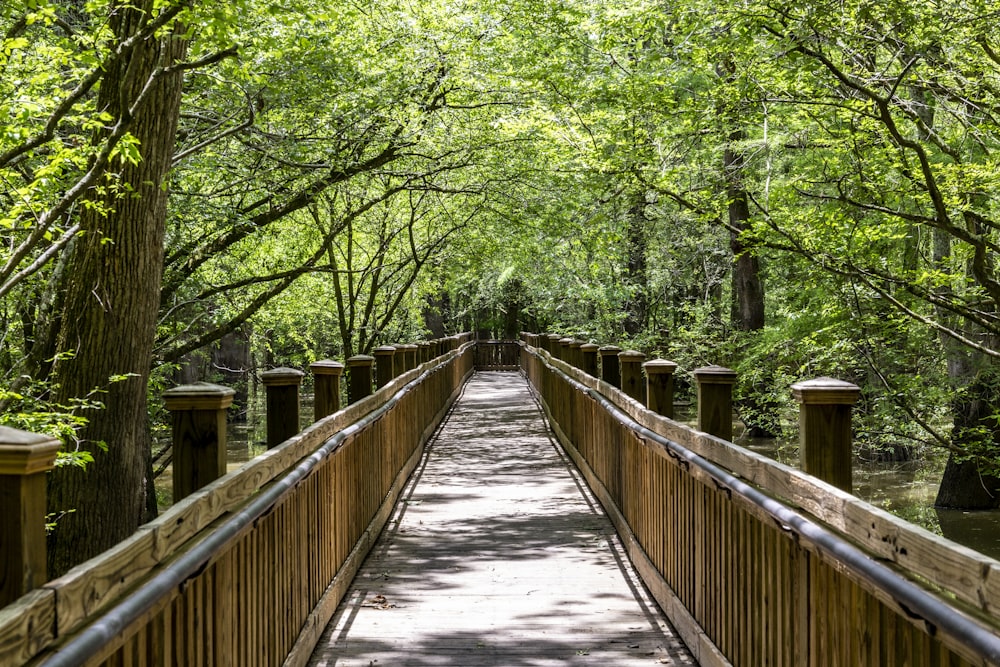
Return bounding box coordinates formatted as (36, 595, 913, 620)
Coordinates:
(0, 335, 475, 666)
(474, 340, 521, 370)
(521, 332, 1000, 667)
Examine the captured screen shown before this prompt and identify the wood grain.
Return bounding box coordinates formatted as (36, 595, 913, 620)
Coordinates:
(307, 373, 695, 667)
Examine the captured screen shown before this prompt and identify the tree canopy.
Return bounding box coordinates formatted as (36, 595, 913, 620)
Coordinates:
(3, 0, 1000, 571)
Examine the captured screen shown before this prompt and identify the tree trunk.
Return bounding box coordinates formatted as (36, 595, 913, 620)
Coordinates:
(47, 2, 188, 576)
(623, 194, 649, 337)
(932, 227, 1000, 508)
(725, 142, 765, 331)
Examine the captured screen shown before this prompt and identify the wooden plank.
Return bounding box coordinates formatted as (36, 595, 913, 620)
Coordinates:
(537, 350, 1000, 617)
(306, 372, 698, 667)
(0, 587, 55, 665)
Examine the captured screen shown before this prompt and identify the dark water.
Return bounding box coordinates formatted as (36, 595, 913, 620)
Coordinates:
(737, 429, 1000, 561)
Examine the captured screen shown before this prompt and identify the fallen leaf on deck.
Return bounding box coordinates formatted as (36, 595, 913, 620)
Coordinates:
(361, 594, 396, 609)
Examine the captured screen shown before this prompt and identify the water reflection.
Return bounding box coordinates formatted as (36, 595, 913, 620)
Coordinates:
(737, 431, 1000, 561)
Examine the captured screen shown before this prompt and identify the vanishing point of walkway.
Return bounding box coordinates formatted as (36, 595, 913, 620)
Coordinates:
(308, 372, 695, 666)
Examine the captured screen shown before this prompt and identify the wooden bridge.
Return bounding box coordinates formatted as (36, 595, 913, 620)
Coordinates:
(3, 336, 1000, 666)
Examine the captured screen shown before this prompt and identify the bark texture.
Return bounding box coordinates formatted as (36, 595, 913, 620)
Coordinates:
(48, 2, 188, 576)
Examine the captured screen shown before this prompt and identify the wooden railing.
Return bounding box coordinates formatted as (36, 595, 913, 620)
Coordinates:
(0, 335, 474, 666)
(474, 339, 521, 370)
(521, 336, 1000, 667)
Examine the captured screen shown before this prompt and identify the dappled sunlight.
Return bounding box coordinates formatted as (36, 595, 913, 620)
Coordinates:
(308, 372, 693, 666)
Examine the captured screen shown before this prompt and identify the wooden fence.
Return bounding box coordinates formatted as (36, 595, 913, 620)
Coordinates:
(473, 339, 521, 370)
(522, 339, 1000, 667)
(0, 338, 474, 666)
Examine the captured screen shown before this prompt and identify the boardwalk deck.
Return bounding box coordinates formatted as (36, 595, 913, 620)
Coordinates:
(307, 371, 695, 666)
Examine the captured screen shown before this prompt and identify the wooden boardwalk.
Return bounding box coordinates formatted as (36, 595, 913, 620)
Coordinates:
(307, 372, 695, 666)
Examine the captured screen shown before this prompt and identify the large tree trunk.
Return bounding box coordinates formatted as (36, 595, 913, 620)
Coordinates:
(47, 2, 188, 576)
(932, 227, 1000, 508)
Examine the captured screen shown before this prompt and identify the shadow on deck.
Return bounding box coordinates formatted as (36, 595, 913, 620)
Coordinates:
(307, 371, 695, 666)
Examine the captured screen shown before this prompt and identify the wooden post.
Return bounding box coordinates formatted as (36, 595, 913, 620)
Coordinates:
(546, 334, 562, 355)
(557, 337, 573, 362)
(261, 367, 304, 448)
(163, 382, 235, 501)
(373, 346, 397, 388)
(645, 359, 679, 418)
(0, 427, 59, 607)
(402, 344, 419, 372)
(619, 350, 647, 403)
(347, 355, 375, 404)
(310, 360, 344, 420)
(569, 340, 584, 370)
(792, 377, 861, 493)
(599, 345, 622, 388)
(418, 341, 432, 364)
(580, 343, 600, 377)
(693, 365, 737, 441)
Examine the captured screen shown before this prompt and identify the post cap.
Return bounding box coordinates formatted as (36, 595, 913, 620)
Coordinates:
(580, 343, 600, 353)
(346, 354, 376, 367)
(0, 427, 61, 475)
(792, 377, 861, 405)
(163, 382, 236, 410)
(693, 365, 737, 384)
(644, 359, 679, 375)
(569, 340, 584, 349)
(309, 360, 345, 376)
(619, 350, 647, 362)
(598, 345, 622, 356)
(372, 346, 397, 356)
(261, 367, 305, 386)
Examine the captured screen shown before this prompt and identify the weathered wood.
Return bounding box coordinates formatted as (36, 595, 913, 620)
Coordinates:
(346, 355, 375, 404)
(309, 360, 344, 421)
(644, 359, 678, 419)
(0, 427, 60, 607)
(693, 365, 737, 442)
(598, 345, 622, 388)
(792, 377, 860, 494)
(522, 342, 999, 666)
(163, 382, 235, 501)
(3, 344, 475, 665)
(261, 367, 304, 449)
(0, 587, 55, 666)
(307, 373, 694, 667)
(580, 342, 600, 377)
(619, 349, 647, 404)
(372, 346, 397, 389)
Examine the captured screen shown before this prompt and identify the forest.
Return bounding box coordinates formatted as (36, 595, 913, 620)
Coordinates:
(2, 0, 1000, 575)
